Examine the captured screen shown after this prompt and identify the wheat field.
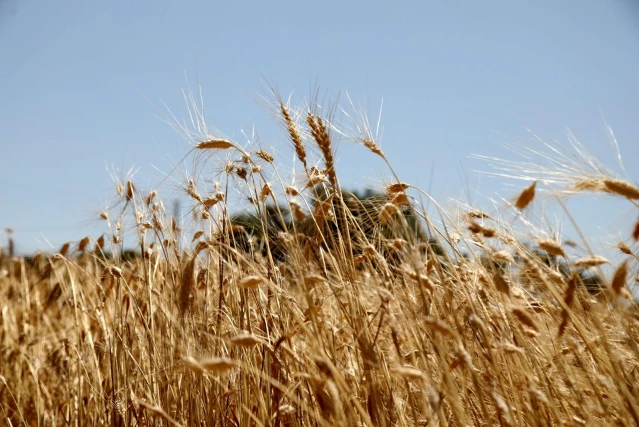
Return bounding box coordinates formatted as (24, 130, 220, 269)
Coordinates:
(1, 94, 639, 426)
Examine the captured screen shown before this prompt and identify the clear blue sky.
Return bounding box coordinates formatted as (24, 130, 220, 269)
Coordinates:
(1, 0, 638, 256)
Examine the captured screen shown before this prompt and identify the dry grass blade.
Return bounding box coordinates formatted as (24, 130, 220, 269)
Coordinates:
(515, 181, 536, 210)
(196, 139, 235, 150)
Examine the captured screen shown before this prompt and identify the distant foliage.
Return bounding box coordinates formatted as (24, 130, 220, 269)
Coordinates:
(227, 185, 445, 267)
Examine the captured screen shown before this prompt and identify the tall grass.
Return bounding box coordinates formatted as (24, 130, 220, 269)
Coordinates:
(1, 92, 639, 426)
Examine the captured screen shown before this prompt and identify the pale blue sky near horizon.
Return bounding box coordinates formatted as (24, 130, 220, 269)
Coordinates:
(1, 0, 638, 257)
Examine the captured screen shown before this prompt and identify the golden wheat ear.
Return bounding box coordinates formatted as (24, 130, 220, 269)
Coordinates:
(280, 102, 307, 170)
(307, 113, 337, 189)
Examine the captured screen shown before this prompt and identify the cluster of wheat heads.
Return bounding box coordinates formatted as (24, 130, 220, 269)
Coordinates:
(1, 95, 639, 426)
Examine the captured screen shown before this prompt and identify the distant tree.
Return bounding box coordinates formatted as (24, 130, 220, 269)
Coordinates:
(227, 186, 444, 265)
(227, 203, 292, 262)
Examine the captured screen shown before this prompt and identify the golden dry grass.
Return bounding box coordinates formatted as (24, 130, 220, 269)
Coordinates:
(1, 94, 639, 426)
